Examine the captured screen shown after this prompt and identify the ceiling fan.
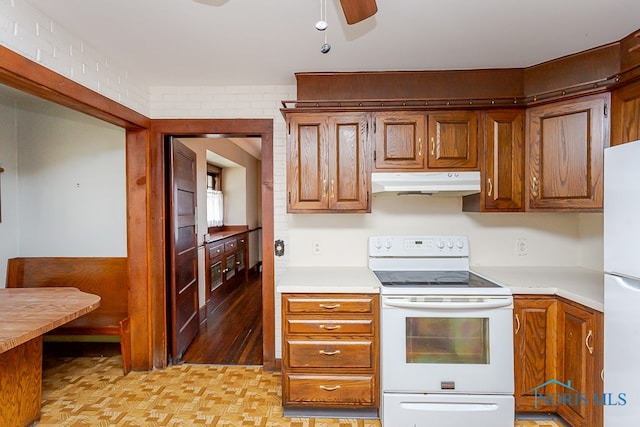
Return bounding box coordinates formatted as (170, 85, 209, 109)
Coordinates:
(339, 0, 377, 24)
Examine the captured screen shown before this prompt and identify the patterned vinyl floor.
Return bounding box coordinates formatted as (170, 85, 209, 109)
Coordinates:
(38, 356, 564, 426)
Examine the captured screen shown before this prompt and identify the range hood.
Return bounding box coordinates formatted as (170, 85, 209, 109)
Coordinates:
(371, 171, 481, 196)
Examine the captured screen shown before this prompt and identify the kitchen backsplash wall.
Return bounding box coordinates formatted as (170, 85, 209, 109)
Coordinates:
(288, 194, 603, 269)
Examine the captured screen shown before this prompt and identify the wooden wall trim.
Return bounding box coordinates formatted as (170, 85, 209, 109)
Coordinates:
(295, 69, 525, 101)
(0, 45, 149, 129)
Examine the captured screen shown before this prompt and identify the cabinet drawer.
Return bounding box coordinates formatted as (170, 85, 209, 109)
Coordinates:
(286, 340, 373, 368)
(224, 239, 237, 251)
(285, 296, 375, 314)
(285, 374, 375, 405)
(285, 318, 374, 335)
(208, 243, 225, 259)
(236, 234, 247, 249)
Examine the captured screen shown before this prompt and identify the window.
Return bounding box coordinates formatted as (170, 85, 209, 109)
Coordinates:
(207, 166, 223, 227)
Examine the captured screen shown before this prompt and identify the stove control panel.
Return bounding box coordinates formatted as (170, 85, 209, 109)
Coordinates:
(369, 235, 469, 257)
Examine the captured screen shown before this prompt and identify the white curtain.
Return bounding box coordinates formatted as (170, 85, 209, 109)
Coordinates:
(207, 189, 224, 227)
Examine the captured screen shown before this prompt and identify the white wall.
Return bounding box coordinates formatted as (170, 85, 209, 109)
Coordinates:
(0, 96, 19, 285)
(16, 99, 127, 257)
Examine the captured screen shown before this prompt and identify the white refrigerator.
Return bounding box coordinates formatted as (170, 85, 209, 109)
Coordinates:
(604, 139, 640, 426)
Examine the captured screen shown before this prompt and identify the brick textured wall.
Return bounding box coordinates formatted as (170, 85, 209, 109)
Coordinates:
(0, 0, 149, 115)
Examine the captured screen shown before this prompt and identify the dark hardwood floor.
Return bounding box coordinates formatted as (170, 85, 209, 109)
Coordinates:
(181, 271, 263, 365)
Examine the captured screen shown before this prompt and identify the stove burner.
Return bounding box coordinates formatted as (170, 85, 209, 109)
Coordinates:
(373, 270, 502, 288)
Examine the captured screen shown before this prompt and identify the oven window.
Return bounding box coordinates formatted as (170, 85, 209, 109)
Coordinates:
(406, 317, 489, 364)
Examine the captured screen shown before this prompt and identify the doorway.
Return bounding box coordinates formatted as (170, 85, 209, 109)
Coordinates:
(163, 127, 273, 367)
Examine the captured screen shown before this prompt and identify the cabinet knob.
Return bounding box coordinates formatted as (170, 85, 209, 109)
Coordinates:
(431, 137, 435, 156)
(319, 324, 341, 330)
(319, 385, 341, 392)
(487, 178, 493, 197)
(514, 313, 520, 334)
(318, 303, 340, 309)
(418, 138, 422, 157)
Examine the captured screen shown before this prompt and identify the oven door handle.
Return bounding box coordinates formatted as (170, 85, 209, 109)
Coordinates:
(383, 297, 513, 310)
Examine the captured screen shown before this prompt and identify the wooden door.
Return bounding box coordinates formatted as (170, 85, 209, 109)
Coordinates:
(328, 114, 370, 211)
(483, 110, 525, 211)
(287, 114, 329, 211)
(168, 138, 200, 361)
(373, 112, 426, 170)
(427, 111, 478, 169)
(513, 297, 558, 412)
(556, 301, 597, 426)
(526, 93, 609, 211)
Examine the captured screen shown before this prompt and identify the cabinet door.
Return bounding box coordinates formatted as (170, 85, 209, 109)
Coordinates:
(526, 93, 609, 211)
(483, 110, 525, 211)
(328, 114, 370, 211)
(513, 297, 558, 412)
(556, 301, 599, 427)
(287, 114, 329, 211)
(427, 111, 479, 169)
(611, 80, 640, 146)
(373, 112, 426, 170)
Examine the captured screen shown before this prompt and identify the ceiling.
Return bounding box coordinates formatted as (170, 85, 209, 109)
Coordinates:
(22, 0, 640, 88)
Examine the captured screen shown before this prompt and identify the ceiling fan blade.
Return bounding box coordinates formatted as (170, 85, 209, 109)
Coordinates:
(339, 0, 377, 25)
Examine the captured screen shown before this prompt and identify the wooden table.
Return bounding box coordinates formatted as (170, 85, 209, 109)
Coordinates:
(0, 287, 100, 427)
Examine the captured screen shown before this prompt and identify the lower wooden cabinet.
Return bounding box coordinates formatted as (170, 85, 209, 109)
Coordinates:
(281, 293, 379, 412)
(556, 298, 604, 427)
(513, 296, 558, 412)
(513, 296, 603, 427)
(205, 232, 248, 303)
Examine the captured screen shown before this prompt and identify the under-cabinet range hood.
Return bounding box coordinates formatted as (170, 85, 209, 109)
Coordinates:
(371, 171, 481, 196)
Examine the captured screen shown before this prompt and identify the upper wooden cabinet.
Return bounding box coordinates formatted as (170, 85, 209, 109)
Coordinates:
(464, 110, 524, 212)
(611, 80, 640, 146)
(373, 112, 426, 170)
(526, 93, 610, 211)
(287, 112, 370, 213)
(427, 111, 479, 169)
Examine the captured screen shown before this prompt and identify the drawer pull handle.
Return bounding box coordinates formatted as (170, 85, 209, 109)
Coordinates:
(318, 304, 340, 309)
(515, 314, 520, 335)
(319, 350, 341, 356)
(320, 385, 341, 392)
(320, 324, 341, 330)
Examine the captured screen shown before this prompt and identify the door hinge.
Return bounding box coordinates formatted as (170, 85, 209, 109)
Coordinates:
(374, 150, 376, 162)
(604, 103, 608, 118)
(373, 120, 376, 133)
(288, 122, 291, 134)
(288, 191, 292, 205)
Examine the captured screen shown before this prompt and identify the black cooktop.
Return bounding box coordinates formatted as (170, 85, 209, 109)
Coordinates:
(373, 270, 502, 288)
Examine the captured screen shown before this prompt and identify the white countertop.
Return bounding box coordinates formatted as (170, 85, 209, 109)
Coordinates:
(277, 266, 380, 294)
(275, 265, 604, 311)
(471, 266, 604, 312)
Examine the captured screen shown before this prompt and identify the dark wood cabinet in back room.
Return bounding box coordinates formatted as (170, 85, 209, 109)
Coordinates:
(286, 113, 370, 213)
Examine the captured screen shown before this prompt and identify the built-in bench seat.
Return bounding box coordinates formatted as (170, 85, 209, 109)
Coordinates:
(5, 257, 131, 375)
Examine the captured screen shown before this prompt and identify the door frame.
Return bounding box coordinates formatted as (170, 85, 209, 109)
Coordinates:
(0, 45, 276, 371)
(151, 120, 275, 370)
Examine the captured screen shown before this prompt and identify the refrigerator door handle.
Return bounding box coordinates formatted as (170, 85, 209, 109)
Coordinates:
(612, 274, 640, 292)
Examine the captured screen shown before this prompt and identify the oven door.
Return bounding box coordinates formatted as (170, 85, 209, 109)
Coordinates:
(381, 295, 514, 394)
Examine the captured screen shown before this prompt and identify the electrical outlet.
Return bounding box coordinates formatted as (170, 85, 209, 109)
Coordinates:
(516, 238, 528, 256)
(312, 240, 321, 255)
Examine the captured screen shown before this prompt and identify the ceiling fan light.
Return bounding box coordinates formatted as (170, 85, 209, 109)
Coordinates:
(315, 20, 328, 31)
